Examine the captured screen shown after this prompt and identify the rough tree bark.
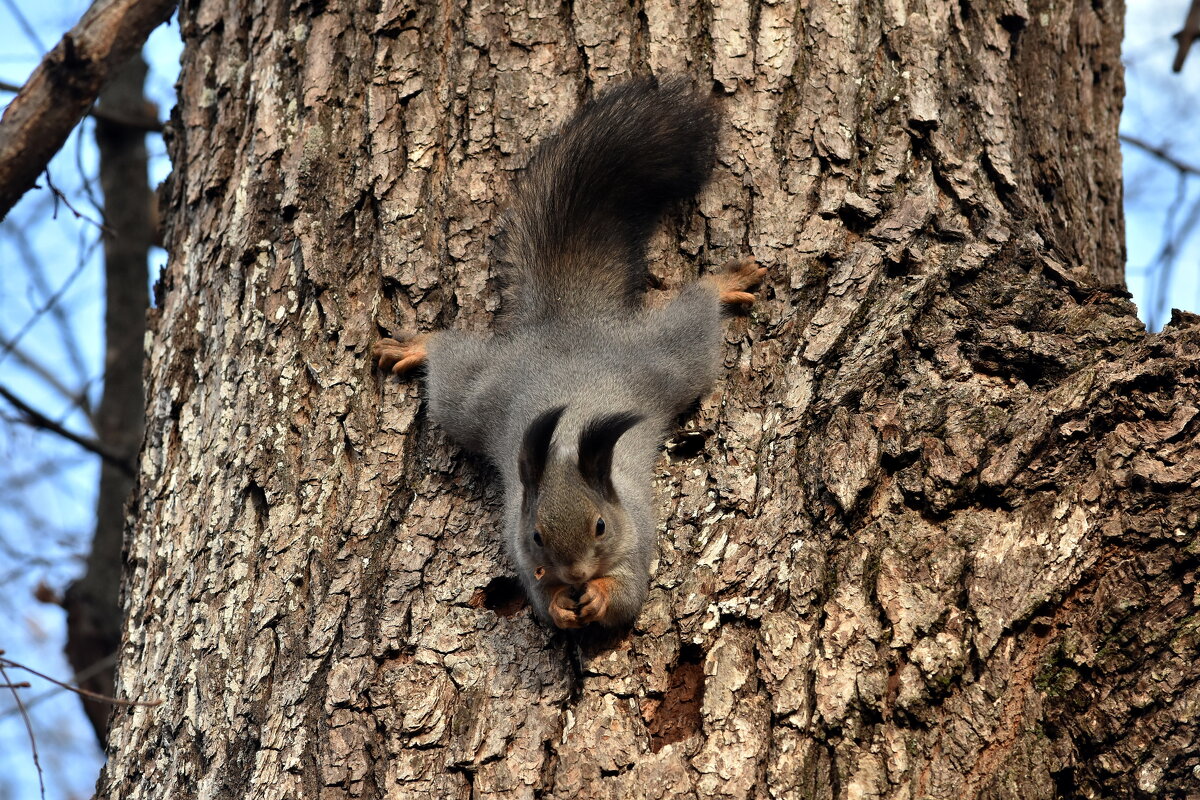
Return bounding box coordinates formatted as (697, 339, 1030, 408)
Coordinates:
(99, 1, 1200, 798)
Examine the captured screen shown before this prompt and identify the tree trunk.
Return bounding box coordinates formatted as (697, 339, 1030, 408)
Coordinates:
(99, 1, 1200, 799)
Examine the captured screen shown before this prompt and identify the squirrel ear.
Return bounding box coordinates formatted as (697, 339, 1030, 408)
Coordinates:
(519, 406, 567, 497)
(578, 412, 642, 500)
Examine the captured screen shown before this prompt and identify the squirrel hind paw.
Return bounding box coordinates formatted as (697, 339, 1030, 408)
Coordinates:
(373, 335, 429, 375)
(711, 258, 767, 306)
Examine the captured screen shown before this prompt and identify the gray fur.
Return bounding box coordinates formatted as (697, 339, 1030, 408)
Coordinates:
(418, 78, 726, 628)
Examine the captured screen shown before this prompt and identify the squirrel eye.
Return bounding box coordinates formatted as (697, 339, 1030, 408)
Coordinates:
(595, 517, 606, 537)
(532, 530, 543, 547)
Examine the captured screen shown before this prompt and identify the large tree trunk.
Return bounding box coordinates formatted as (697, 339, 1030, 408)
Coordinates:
(99, 1, 1200, 798)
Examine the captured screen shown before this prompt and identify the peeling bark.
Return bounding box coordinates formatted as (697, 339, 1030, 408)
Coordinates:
(100, 1, 1200, 799)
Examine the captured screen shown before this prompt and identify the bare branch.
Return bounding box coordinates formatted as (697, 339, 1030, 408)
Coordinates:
(0, 653, 119, 718)
(0, 662, 45, 800)
(0, 652, 161, 709)
(1120, 134, 1200, 176)
(1151, 194, 1200, 331)
(0, 0, 177, 220)
(0, 332, 88, 410)
(94, 100, 164, 133)
(1173, 0, 1200, 72)
(43, 167, 110, 230)
(0, 384, 133, 475)
(0, 225, 95, 385)
(2, 78, 164, 132)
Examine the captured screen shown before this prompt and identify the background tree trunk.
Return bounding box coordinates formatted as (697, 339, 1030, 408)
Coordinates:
(99, 0, 1200, 798)
(63, 51, 153, 748)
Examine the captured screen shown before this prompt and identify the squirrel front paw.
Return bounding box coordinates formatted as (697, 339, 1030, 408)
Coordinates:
(709, 258, 767, 306)
(544, 577, 619, 628)
(577, 577, 614, 626)
(373, 334, 429, 375)
(548, 584, 581, 629)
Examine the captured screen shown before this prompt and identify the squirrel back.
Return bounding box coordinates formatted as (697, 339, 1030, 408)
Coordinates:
(494, 77, 719, 324)
(375, 76, 766, 628)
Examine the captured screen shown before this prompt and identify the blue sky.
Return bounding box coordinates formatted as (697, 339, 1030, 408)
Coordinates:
(0, 6, 179, 798)
(1122, 0, 1200, 328)
(0, 2, 1197, 797)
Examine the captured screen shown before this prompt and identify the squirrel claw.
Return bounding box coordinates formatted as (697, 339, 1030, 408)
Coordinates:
(710, 258, 767, 306)
(373, 335, 429, 375)
(577, 577, 614, 626)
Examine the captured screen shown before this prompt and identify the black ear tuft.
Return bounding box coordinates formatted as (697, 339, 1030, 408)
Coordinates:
(519, 406, 567, 496)
(578, 412, 642, 500)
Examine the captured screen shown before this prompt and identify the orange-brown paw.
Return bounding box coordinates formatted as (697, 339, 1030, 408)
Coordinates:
(709, 258, 767, 306)
(577, 576, 615, 626)
(548, 584, 582, 629)
(372, 335, 428, 375)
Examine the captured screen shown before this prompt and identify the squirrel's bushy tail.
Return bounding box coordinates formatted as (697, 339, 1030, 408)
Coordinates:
(494, 77, 718, 324)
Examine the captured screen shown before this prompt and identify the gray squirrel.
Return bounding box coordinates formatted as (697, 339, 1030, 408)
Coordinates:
(374, 77, 765, 629)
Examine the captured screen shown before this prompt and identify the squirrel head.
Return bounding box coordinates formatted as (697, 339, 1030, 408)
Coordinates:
(517, 406, 642, 587)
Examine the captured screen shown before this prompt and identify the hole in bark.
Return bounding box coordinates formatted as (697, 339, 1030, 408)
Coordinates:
(1051, 766, 1079, 798)
(665, 430, 709, 461)
(956, 326, 1073, 389)
(835, 204, 874, 232)
(645, 643, 705, 752)
(672, 397, 704, 428)
(885, 255, 912, 278)
(968, 345, 1056, 387)
(999, 13, 1025, 42)
(999, 13, 1025, 31)
(469, 576, 527, 617)
(246, 479, 268, 527)
(881, 449, 920, 474)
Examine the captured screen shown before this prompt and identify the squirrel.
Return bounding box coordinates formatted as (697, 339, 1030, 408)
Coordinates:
(374, 77, 765, 630)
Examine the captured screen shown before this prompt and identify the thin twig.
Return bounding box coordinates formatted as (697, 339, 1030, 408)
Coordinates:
(1120, 134, 1200, 176)
(0, 384, 134, 475)
(0, 232, 94, 375)
(0, 332, 89, 410)
(0, 662, 45, 800)
(0, 652, 118, 718)
(44, 168, 111, 232)
(2, 205, 94, 388)
(75, 115, 105, 221)
(0, 652, 161, 709)
(1152, 194, 1200, 331)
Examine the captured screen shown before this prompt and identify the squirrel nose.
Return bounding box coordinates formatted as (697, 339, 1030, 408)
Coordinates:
(565, 567, 590, 585)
